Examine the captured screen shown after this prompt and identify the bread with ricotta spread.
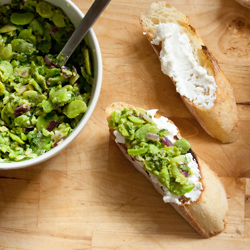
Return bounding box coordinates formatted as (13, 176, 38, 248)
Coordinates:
(106, 102, 228, 238)
(140, 1, 239, 143)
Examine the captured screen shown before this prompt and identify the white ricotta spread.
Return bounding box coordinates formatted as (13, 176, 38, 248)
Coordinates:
(113, 109, 203, 204)
(146, 109, 178, 142)
(152, 23, 217, 109)
(114, 130, 125, 144)
(183, 153, 203, 202)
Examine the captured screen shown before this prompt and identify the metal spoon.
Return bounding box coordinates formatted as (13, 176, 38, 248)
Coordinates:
(57, 0, 111, 65)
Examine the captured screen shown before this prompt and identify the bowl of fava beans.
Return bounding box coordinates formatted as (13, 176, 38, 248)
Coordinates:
(0, 0, 102, 169)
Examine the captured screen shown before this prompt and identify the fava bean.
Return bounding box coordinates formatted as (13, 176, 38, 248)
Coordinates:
(11, 38, 36, 55)
(0, 44, 12, 60)
(36, 2, 53, 18)
(28, 79, 42, 94)
(127, 148, 148, 156)
(128, 116, 145, 124)
(83, 48, 92, 75)
(36, 113, 58, 131)
(20, 133, 27, 141)
(0, 145, 14, 155)
(39, 136, 52, 150)
(23, 90, 46, 105)
(19, 29, 36, 45)
(45, 68, 61, 78)
(9, 132, 25, 145)
(69, 72, 79, 85)
(0, 134, 5, 144)
(0, 82, 5, 95)
(42, 100, 55, 113)
(33, 72, 47, 90)
(10, 12, 34, 25)
(36, 116, 49, 131)
(49, 86, 72, 104)
(47, 75, 66, 86)
(14, 115, 30, 128)
(29, 19, 43, 35)
(0, 24, 17, 33)
(0, 60, 13, 82)
(63, 100, 87, 119)
(1, 104, 11, 125)
(0, 0, 93, 162)
(53, 13, 66, 28)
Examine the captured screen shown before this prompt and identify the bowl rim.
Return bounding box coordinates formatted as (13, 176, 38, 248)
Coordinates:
(0, 0, 103, 170)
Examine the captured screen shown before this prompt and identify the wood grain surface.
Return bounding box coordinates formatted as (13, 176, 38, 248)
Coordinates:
(0, 0, 250, 249)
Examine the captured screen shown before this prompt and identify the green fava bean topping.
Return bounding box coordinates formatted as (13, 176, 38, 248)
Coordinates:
(0, 0, 93, 162)
(108, 108, 199, 198)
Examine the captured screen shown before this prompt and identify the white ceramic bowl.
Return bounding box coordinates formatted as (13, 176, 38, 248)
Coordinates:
(0, 0, 102, 169)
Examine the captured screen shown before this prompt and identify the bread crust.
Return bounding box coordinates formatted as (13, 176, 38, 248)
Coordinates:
(106, 102, 228, 238)
(140, 1, 239, 143)
(235, 0, 250, 8)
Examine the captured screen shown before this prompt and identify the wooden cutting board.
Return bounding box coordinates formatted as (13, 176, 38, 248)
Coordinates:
(0, 0, 250, 249)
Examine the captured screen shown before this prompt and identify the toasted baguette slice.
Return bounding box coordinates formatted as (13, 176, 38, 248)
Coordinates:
(235, 0, 250, 8)
(140, 1, 239, 143)
(106, 102, 228, 238)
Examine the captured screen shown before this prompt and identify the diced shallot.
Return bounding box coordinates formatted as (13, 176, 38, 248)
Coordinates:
(62, 72, 69, 78)
(50, 26, 59, 35)
(182, 171, 189, 177)
(21, 70, 29, 77)
(146, 133, 159, 141)
(14, 105, 30, 118)
(143, 113, 153, 123)
(61, 66, 70, 78)
(46, 120, 58, 132)
(61, 66, 69, 70)
(162, 136, 173, 147)
(54, 136, 66, 147)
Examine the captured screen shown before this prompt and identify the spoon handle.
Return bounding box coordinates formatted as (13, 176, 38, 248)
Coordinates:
(57, 0, 111, 65)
